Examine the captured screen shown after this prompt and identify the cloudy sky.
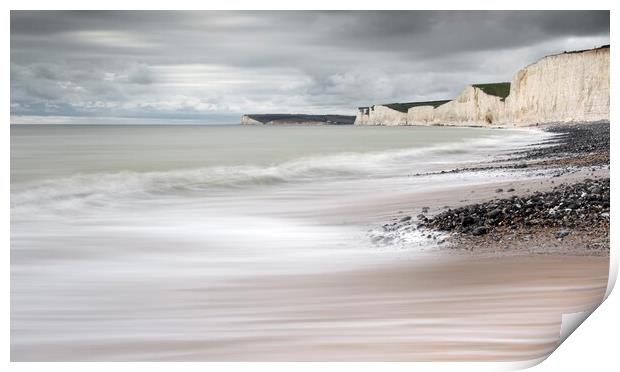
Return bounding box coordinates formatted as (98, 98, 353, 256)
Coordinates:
(11, 10, 609, 124)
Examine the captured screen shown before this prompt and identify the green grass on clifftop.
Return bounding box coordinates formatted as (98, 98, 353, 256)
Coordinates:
(384, 100, 451, 113)
(561, 44, 609, 55)
(472, 82, 511, 101)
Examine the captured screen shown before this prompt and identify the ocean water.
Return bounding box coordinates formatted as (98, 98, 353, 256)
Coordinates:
(11, 124, 607, 361)
(11, 124, 541, 273)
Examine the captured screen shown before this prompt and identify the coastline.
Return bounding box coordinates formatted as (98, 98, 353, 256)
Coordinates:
(11, 123, 610, 362)
(372, 122, 610, 257)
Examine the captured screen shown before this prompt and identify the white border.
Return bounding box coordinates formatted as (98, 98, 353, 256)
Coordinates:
(3, 2, 617, 370)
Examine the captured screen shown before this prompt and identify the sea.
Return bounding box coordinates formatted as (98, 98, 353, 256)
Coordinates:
(12, 124, 606, 361)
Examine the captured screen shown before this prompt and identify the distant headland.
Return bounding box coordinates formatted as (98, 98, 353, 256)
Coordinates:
(240, 114, 355, 125)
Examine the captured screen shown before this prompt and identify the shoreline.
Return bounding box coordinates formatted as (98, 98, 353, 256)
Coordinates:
(11, 122, 610, 362)
(373, 122, 610, 256)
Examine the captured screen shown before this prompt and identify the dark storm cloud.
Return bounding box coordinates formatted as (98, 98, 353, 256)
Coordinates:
(10, 10, 610, 124)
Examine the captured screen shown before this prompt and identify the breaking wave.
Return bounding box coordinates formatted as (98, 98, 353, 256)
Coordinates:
(11, 129, 550, 215)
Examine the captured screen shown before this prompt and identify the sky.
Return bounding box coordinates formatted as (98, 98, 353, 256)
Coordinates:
(10, 10, 610, 124)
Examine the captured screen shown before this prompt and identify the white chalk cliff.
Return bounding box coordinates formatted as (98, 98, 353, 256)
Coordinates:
(240, 115, 264, 125)
(503, 46, 610, 125)
(355, 45, 609, 127)
(410, 85, 507, 126)
(355, 105, 407, 126)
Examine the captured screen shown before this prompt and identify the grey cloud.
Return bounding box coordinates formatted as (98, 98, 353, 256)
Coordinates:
(125, 64, 156, 85)
(10, 10, 609, 124)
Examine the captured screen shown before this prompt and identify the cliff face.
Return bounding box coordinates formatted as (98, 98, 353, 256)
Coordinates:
(355, 45, 609, 127)
(422, 86, 506, 126)
(241, 115, 264, 125)
(406, 105, 435, 125)
(356, 100, 451, 126)
(503, 46, 610, 125)
(355, 105, 407, 125)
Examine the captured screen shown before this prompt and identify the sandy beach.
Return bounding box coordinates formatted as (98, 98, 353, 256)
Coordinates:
(14, 254, 607, 362)
(11, 123, 610, 362)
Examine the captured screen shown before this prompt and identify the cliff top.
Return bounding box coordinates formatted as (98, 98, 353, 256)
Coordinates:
(383, 100, 451, 113)
(472, 82, 511, 100)
(515, 44, 610, 78)
(559, 44, 609, 55)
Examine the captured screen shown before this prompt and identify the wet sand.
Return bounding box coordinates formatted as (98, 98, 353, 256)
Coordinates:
(13, 254, 607, 361)
(220, 255, 608, 362)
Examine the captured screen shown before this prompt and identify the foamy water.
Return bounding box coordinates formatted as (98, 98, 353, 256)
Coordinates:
(12, 124, 606, 361)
